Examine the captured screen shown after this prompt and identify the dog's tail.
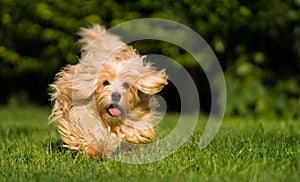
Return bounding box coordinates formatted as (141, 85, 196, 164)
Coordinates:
(77, 24, 125, 56)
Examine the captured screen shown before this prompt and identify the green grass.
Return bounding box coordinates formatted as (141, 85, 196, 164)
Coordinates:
(0, 105, 299, 182)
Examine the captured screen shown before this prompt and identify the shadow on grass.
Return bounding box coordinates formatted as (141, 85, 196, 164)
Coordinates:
(45, 139, 66, 153)
(43, 138, 83, 158)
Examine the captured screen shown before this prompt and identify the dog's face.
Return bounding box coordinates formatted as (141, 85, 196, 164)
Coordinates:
(94, 58, 168, 122)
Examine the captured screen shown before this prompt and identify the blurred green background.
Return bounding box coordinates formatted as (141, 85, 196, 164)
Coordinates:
(0, 0, 299, 118)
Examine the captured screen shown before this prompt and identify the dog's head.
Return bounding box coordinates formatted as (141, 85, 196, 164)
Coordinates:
(94, 57, 168, 122)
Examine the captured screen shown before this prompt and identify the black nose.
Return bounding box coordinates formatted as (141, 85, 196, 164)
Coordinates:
(111, 92, 121, 102)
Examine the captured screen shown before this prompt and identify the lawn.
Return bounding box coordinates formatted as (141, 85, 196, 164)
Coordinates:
(0, 105, 299, 182)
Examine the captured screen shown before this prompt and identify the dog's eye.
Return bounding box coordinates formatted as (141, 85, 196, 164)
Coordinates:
(123, 82, 130, 89)
(103, 80, 110, 86)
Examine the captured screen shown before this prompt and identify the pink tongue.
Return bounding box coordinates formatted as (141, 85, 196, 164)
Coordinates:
(108, 108, 121, 117)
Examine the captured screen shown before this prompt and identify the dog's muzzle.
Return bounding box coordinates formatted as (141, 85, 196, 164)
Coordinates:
(107, 92, 122, 117)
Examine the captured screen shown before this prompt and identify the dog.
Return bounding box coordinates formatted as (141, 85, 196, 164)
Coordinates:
(49, 24, 168, 158)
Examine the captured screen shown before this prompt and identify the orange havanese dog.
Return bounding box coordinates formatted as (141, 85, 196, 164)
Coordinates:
(49, 24, 168, 158)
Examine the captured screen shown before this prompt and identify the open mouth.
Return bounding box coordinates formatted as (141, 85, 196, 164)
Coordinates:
(107, 104, 122, 117)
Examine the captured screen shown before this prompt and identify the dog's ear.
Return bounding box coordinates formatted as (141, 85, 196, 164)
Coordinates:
(71, 63, 98, 100)
(136, 70, 168, 95)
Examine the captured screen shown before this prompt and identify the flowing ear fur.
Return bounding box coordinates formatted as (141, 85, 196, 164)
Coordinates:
(136, 69, 168, 95)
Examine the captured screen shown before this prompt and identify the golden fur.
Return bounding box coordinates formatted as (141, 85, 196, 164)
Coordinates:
(49, 24, 168, 157)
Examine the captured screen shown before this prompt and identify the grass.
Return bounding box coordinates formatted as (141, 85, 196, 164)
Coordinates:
(0, 105, 299, 182)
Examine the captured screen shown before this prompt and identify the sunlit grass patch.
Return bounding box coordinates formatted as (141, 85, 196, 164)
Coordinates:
(0, 105, 299, 181)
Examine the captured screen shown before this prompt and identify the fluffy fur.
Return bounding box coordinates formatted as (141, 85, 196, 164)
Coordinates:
(49, 24, 168, 158)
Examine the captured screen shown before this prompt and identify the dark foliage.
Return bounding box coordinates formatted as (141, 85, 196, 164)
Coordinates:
(0, 0, 299, 117)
